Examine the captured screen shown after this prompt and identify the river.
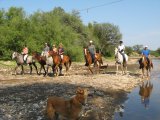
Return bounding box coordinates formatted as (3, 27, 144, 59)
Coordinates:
(114, 59, 160, 120)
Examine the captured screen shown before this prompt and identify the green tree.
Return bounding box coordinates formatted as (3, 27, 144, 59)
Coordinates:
(93, 23, 122, 56)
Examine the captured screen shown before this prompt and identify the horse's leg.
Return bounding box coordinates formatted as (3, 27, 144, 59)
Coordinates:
(33, 62, 38, 75)
(21, 65, 24, 75)
(42, 65, 46, 76)
(98, 62, 100, 74)
(64, 63, 68, 76)
(88, 65, 93, 74)
(39, 65, 42, 75)
(116, 63, 118, 75)
(121, 64, 124, 75)
(142, 68, 144, 78)
(14, 64, 19, 75)
(29, 64, 32, 75)
(45, 65, 49, 76)
(59, 64, 63, 76)
(51, 65, 55, 76)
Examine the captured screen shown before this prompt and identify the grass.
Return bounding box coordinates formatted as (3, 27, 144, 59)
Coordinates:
(0, 60, 16, 67)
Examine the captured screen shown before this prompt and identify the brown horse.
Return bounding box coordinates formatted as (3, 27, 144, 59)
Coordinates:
(139, 81, 153, 108)
(139, 55, 153, 78)
(32, 52, 55, 76)
(48, 51, 72, 75)
(84, 50, 103, 74)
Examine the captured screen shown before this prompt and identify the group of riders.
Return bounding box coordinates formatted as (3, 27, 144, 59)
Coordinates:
(22, 42, 64, 63)
(21, 40, 151, 68)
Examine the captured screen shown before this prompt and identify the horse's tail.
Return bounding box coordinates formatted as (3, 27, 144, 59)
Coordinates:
(123, 60, 127, 67)
(151, 62, 153, 69)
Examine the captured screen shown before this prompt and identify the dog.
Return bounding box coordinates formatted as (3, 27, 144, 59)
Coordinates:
(46, 87, 89, 120)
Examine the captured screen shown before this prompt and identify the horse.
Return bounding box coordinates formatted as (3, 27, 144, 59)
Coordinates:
(48, 51, 72, 75)
(32, 52, 55, 76)
(139, 55, 153, 78)
(12, 51, 38, 75)
(115, 47, 128, 75)
(84, 50, 103, 74)
(139, 81, 153, 108)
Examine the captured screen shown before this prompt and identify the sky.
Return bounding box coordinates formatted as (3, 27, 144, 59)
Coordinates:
(0, 0, 160, 50)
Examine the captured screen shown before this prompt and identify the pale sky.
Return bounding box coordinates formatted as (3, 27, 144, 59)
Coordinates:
(0, 0, 160, 50)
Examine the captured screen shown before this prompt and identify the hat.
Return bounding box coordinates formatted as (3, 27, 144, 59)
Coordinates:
(120, 40, 123, 43)
(45, 43, 47, 45)
(53, 44, 55, 46)
(144, 45, 148, 48)
(89, 40, 93, 43)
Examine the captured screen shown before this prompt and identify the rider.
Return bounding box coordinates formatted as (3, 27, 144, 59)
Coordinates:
(52, 44, 58, 54)
(88, 40, 96, 64)
(22, 44, 28, 63)
(58, 43, 64, 61)
(142, 45, 150, 63)
(118, 40, 126, 61)
(42, 43, 50, 56)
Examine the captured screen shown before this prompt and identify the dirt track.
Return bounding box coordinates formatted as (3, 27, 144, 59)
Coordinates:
(0, 60, 143, 120)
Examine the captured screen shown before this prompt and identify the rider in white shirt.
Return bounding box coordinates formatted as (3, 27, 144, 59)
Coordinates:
(118, 40, 126, 61)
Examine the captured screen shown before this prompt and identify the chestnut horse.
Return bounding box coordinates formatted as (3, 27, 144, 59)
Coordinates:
(84, 50, 103, 74)
(48, 51, 71, 75)
(32, 52, 55, 76)
(139, 55, 153, 78)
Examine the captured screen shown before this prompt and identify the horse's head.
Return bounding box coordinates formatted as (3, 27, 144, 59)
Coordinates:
(114, 47, 119, 61)
(114, 47, 119, 56)
(48, 51, 57, 57)
(12, 52, 18, 59)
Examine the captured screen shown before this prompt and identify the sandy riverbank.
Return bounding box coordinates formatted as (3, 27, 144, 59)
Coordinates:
(0, 59, 143, 120)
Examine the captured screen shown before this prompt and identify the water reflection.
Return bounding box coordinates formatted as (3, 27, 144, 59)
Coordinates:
(139, 80, 153, 109)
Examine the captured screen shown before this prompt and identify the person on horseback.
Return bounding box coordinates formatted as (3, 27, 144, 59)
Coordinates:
(88, 40, 96, 65)
(58, 43, 64, 61)
(118, 40, 126, 61)
(42, 43, 50, 56)
(141, 46, 151, 66)
(52, 44, 58, 54)
(22, 44, 28, 63)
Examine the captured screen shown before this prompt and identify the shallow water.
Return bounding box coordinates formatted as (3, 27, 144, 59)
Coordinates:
(114, 59, 160, 120)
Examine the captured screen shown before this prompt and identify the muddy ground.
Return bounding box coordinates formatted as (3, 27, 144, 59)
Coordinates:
(0, 59, 143, 120)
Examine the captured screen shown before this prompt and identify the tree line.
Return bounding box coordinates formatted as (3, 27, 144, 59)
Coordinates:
(0, 7, 159, 61)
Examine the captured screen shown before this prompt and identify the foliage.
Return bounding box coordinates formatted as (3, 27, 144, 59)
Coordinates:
(132, 44, 143, 54)
(0, 7, 122, 61)
(92, 23, 122, 56)
(125, 46, 133, 56)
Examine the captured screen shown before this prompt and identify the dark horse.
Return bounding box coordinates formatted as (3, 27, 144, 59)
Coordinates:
(32, 52, 55, 76)
(139, 81, 153, 108)
(48, 51, 72, 75)
(139, 55, 153, 78)
(84, 50, 103, 74)
(12, 52, 38, 75)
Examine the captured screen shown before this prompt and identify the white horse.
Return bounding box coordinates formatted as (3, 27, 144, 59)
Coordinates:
(115, 48, 128, 74)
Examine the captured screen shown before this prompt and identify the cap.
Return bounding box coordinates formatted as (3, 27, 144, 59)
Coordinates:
(144, 45, 148, 48)
(89, 40, 93, 43)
